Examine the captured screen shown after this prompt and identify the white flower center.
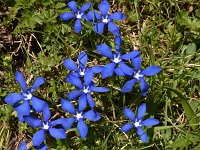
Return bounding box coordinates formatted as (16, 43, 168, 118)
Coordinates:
(76, 12, 83, 19)
(113, 55, 121, 63)
(79, 69, 85, 76)
(134, 71, 143, 80)
(42, 122, 49, 130)
(23, 93, 32, 101)
(134, 120, 142, 128)
(75, 112, 83, 120)
(102, 16, 110, 24)
(82, 86, 90, 94)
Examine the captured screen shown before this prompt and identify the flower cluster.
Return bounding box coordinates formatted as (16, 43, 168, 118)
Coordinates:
(4, 0, 162, 149)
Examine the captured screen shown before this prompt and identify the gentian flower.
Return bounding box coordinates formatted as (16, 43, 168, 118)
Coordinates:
(4, 71, 45, 122)
(24, 103, 66, 146)
(87, 0, 126, 35)
(66, 73, 109, 108)
(121, 56, 161, 96)
(60, 99, 101, 138)
(96, 43, 140, 79)
(18, 141, 47, 150)
(121, 103, 159, 143)
(64, 51, 102, 77)
(60, 1, 92, 33)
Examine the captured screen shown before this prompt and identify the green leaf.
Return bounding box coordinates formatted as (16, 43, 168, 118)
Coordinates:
(165, 87, 197, 130)
(185, 43, 196, 55)
(55, 3, 66, 9)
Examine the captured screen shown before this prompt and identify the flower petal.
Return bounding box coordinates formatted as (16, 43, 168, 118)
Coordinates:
(86, 93, 95, 108)
(65, 74, 83, 89)
(23, 116, 42, 127)
(92, 66, 103, 73)
(61, 118, 75, 130)
(94, 22, 105, 34)
(67, 90, 82, 100)
(67, 1, 78, 13)
(32, 129, 46, 146)
(108, 21, 120, 35)
(31, 96, 45, 112)
(137, 127, 148, 143)
(77, 119, 88, 138)
(14, 101, 30, 122)
(60, 12, 75, 20)
(78, 94, 87, 112)
(37, 144, 47, 150)
(86, 10, 101, 21)
(141, 66, 161, 76)
(115, 34, 122, 51)
(137, 103, 146, 120)
(132, 56, 141, 71)
(18, 142, 27, 150)
(119, 62, 134, 75)
(15, 71, 27, 92)
(121, 79, 137, 93)
(49, 128, 66, 139)
(78, 51, 88, 69)
(90, 86, 109, 92)
(139, 78, 148, 96)
(121, 50, 140, 60)
(61, 99, 76, 114)
(123, 107, 135, 121)
(31, 77, 44, 92)
(42, 103, 51, 122)
(110, 12, 126, 20)
(141, 118, 159, 126)
(114, 67, 126, 76)
(84, 68, 94, 86)
(4, 93, 23, 105)
(80, 2, 92, 13)
(50, 118, 67, 126)
(98, 0, 110, 16)
(83, 110, 95, 121)
(96, 43, 113, 59)
(64, 59, 78, 71)
(102, 62, 116, 79)
(74, 19, 82, 33)
(121, 123, 134, 132)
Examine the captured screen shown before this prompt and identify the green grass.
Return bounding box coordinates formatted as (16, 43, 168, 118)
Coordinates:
(0, 0, 200, 149)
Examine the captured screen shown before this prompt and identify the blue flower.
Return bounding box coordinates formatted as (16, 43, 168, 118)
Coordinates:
(121, 56, 162, 96)
(4, 71, 45, 122)
(66, 73, 109, 108)
(60, 99, 101, 138)
(96, 43, 140, 79)
(87, 0, 126, 35)
(24, 103, 66, 147)
(121, 103, 159, 143)
(18, 141, 47, 150)
(60, 1, 92, 33)
(64, 51, 103, 77)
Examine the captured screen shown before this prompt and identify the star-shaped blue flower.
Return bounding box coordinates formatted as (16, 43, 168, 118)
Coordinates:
(60, 1, 92, 33)
(64, 51, 103, 78)
(66, 73, 109, 108)
(60, 99, 101, 139)
(121, 103, 159, 143)
(96, 43, 140, 79)
(121, 56, 162, 96)
(24, 103, 66, 147)
(87, 0, 126, 35)
(4, 71, 45, 122)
